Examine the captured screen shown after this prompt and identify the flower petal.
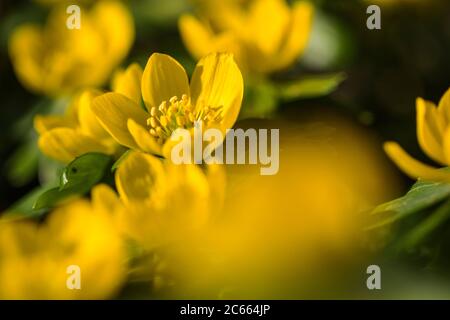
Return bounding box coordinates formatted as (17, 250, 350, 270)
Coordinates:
(178, 15, 244, 71)
(38, 128, 114, 163)
(416, 98, 446, 165)
(8, 25, 45, 94)
(190, 53, 244, 130)
(247, 0, 290, 56)
(442, 128, 450, 164)
(384, 142, 450, 182)
(91, 184, 122, 217)
(163, 163, 210, 228)
(438, 87, 450, 126)
(77, 89, 110, 139)
(112, 63, 143, 105)
(274, 1, 314, 71)
(115, 151, 165, 204)
(127, 119, 162, 155)
(141, 53, 190, 112)
(34, 114, 75, 135)
(91, 0, 135, 64)
(178, 15, 214, 61)
(92, 93, 149, 149)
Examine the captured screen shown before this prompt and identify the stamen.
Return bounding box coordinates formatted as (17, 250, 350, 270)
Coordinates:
(159, 101, 166, 112)
(160, 116, 168, 127)
(149, 117, 157, 128)
(176, 116, 185, 127)
(146, 94, 223, 145)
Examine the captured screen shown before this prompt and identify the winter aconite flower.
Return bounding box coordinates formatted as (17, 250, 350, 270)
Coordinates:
(179, 0, 314, 75)
(384, 88, 450, 182)
(87, 152, 225, 291)
(35, 90, 118, 163)
(94, 151, 225, 249)
(0, 198, 126, 299)
(35, 63, 143, 163)
(8, 0, 134, 96)
(91, 52, 243, 157)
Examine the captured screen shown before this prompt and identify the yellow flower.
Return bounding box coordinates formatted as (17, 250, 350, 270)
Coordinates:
(0, 198, 126, 299)
(96, 151, 225, 290)
(35, 63, 143, 163)
(384, 88, 450, 182)
(179, 0, 314, 75)
(35, 90, 116, 163)
(8, 0, 134, 96)
(94, 151, 224, 250)
(138, 118, 398, 298)
(91, 52, 243, 157)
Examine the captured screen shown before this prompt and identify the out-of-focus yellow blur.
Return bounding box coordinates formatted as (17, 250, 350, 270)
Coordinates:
(8, 0, 134, 96)
(150, 116, 401, 299)
(0, 199, 126, 299)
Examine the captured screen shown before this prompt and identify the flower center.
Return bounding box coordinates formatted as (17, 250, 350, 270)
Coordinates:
(147, 94, 223, 144)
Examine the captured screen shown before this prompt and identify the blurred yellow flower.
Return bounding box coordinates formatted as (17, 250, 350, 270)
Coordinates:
(34, 63, 143, 163)
(91, 52, 243, 157)
(35, 90, 117, 163)
(102, 151, 224, 250)
(179, 0, 314, 75)
(8, 0, 134, 96)
(0, 198, 126, 299)
(109, 151, 225, 290)
(384, 88, 450, 182)
(150, 118, 399, 298)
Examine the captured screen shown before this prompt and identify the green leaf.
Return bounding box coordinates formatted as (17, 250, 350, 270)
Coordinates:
(239, 81, 279, 119)
(60, 153, 112, 191)
(277, 72, 346, 101)
(3, 186, 51, 220)
(32, 187, 82, 211)
(33, 153, 112, 210)
(397, 198, 450, 250)
(368, 179, 450, 229)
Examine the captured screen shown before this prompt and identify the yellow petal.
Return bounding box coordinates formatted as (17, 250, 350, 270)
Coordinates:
(442, 128, 450, 164)
(77, 89, 111, 139)
(178, 15, 214, 61)
(416, 98, 446, 165)
(127, 119, 162, 155)
(112, 63, 143, 105)
(274, 1, 314, 71)
(34, 114, 76, 135)
(38, 128, 114, 163)
(92, 93, 149, 149)
(178, 15, 244, 71)
(384, 142, 450, 182)
(247, 0, 290, 56)
(161, 163, 210, 231)
(115, 151, 165, 204)
(8, 25, 45, 95)
(141, 53, 190, 111)
(91, 0, 135, 65)
(190, 53, 244, 130)
(91, 184, 122, 217)
(438, 87, 450, 126)
(196, 0, 246, 32)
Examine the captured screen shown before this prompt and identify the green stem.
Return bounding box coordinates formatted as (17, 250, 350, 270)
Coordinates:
(399, 198, 450, 250)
